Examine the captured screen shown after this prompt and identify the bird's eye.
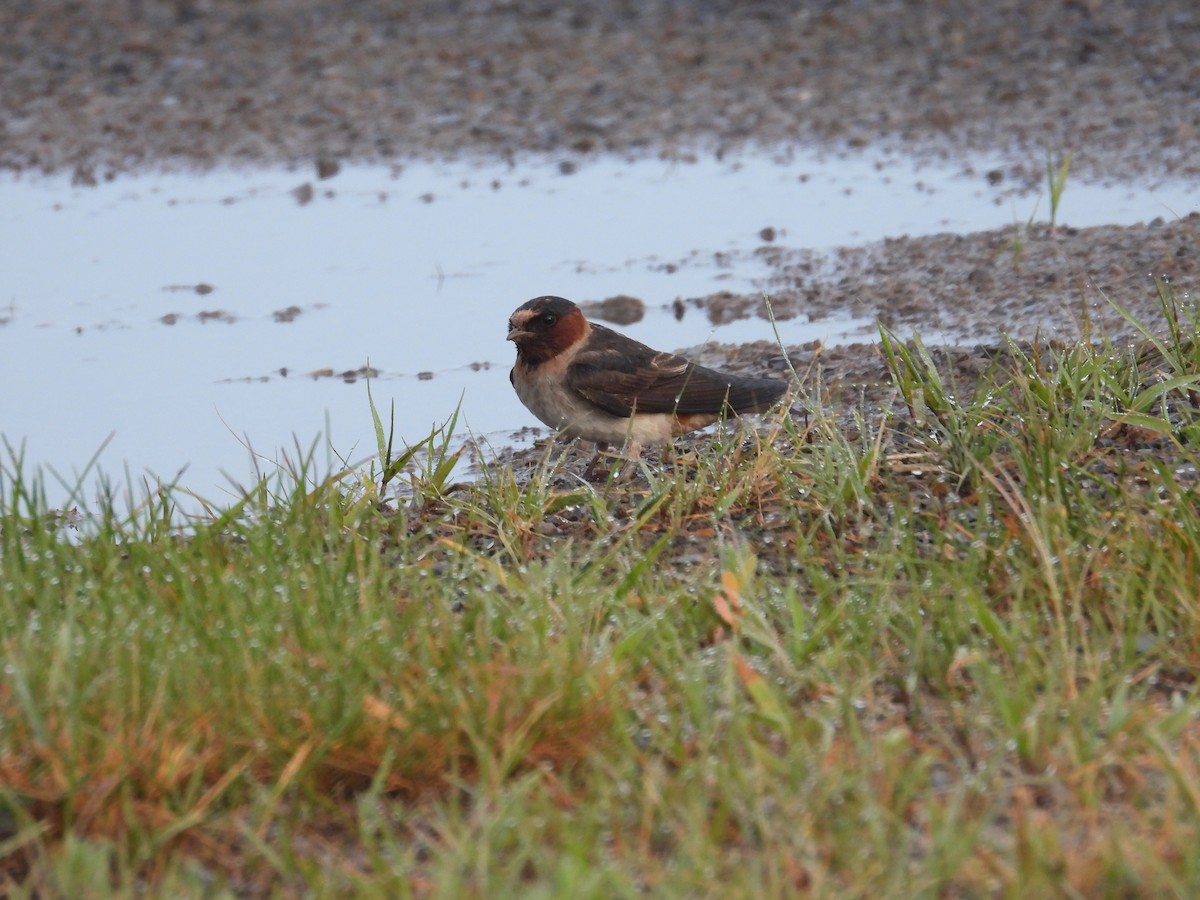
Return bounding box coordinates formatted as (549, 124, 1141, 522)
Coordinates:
(540, 313, 558, 326)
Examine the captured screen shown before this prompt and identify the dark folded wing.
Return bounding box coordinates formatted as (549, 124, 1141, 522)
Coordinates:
(568, 349, 786, 417)
(670, 364, 787, 415)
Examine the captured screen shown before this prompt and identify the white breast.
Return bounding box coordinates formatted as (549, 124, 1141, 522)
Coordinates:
(511, 366, 682, 445)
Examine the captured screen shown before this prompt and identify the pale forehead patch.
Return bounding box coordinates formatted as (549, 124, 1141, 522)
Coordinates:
(509, 308, 536, 328)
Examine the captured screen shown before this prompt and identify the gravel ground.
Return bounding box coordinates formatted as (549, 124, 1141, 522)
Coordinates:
(4, 0, 1198, 461)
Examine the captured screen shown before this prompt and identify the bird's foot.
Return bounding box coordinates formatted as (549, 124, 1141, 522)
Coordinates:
(583, 455, 613, 481)
(583, 442, 644, 482)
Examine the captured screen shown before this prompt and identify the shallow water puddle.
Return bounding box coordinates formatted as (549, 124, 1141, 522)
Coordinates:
(2, 151, 1196, 508)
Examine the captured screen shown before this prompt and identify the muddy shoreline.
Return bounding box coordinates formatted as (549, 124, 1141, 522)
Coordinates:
(4, 0, 1198, 467)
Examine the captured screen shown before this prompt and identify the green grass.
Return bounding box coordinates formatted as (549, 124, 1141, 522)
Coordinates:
(1007, 148, 1073, 267)
(3, 294, 1200, 897)
(1046, 149, 1072, 232)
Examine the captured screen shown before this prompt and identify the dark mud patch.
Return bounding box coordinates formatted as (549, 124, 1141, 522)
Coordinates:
(685, 214, 1200, 344)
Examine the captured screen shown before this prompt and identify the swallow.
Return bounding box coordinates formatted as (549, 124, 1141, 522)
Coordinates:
(507, 296, 788, 460)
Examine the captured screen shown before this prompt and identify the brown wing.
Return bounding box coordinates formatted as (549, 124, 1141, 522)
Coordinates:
(566, 325, 786, 417)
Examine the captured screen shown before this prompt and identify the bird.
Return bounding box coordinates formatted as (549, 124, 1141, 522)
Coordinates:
(507, 295, 788, 468)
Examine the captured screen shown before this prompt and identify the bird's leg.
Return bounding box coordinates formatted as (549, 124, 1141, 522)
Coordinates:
(584, 442, 613, 481)
(611, 440, 644, 482)
(584, 440, 646, 482)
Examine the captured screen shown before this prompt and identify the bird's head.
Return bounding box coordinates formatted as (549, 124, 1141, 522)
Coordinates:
(507, 296, 588, 366)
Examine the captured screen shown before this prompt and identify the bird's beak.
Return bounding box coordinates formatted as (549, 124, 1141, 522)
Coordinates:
(506, 324, 527, 342)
